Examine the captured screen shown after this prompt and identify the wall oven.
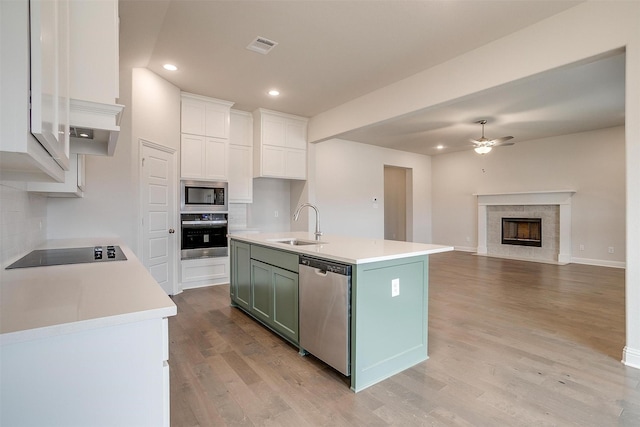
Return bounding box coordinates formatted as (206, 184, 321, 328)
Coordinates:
(180, 180, 229, 259)
(181, 180, 228, 212)
(181, 213, 228, 259)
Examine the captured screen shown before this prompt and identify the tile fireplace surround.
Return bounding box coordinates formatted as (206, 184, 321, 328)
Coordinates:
(475, 191, 575, 264)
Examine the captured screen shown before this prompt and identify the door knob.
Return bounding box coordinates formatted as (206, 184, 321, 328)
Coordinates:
(169, 228, 175, 234)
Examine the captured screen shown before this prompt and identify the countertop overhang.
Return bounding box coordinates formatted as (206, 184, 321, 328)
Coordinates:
(0, 238, 177, 345)
(228, 232, 453, 264)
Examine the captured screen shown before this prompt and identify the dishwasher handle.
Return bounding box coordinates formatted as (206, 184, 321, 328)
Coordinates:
(299, 256, 351, 276)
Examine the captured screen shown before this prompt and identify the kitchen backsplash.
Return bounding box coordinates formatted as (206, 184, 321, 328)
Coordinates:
(0, 183, 47, 266)
(228, 203, 248, 229)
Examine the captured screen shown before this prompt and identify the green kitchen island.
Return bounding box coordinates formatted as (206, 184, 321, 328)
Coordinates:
(228, 231, 453, 392)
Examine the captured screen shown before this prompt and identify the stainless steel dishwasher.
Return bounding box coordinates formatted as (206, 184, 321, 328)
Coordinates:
(299, 255, 352, 376)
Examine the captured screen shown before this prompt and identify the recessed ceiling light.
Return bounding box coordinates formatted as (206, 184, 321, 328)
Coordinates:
(436, 145, 444, 150)
(268, 90, 280, 96)
(163, 64, 178, 71)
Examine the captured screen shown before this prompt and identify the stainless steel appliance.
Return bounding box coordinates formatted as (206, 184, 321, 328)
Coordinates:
(299, 255, 352, 376)
(6, 246, 127, 269)
(180, 213, 228, 259)
(180, 180, 228, 212)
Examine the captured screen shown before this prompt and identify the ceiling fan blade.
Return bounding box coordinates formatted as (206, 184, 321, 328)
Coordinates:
(492, 136, 513, 144)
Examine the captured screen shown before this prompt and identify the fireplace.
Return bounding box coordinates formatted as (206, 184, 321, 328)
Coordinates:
(502, 218, 542, 247)
(476, 191, 575, 264)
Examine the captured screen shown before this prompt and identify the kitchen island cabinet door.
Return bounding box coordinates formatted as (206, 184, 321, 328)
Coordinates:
(271, 266, 299, 342)
(248, 259, 299, 343)
(250, 259, 273, 324)
(230, 240, 251, 310)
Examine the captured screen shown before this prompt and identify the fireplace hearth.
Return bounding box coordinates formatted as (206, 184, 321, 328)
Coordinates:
(502, 218, 542, 247)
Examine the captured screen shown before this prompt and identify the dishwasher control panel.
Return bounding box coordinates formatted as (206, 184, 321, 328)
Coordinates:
(299, 256, 351, 275)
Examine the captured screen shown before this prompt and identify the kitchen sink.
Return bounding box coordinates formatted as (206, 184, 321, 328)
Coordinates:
(268, 238, 325, 246)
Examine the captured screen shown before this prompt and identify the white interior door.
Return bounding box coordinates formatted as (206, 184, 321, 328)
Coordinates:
(141, 141, 177, 295)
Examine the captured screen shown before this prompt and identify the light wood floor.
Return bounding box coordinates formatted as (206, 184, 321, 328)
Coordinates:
(169, 251, 640, 426)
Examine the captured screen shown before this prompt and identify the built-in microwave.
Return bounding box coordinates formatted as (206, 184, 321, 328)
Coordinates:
(180, 180, 228, 213)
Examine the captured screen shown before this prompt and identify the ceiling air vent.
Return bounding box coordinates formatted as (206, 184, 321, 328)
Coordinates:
(246, 36, 278, 55)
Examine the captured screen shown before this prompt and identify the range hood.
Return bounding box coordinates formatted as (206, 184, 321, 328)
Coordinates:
(69, 99, 124, 156)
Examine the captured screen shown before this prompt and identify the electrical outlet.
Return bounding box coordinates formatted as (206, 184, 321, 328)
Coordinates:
(608, 246, 614, 254)
(392, 278, 400, 297)
(274, 210, 279, 218)
(579, 244, 585, 251)
(466, 236, 471, 243)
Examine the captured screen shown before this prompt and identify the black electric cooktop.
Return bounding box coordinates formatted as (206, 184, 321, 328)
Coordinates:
(5, 246, 127, 269)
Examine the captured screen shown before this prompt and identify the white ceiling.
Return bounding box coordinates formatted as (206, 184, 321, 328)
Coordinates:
(119, 0, 625, 156)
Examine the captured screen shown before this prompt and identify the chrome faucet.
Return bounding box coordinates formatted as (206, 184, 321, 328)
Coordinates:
(293, 203, 322, 240)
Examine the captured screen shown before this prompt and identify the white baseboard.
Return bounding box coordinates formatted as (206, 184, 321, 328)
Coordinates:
(454, 246, 476, 252)
(623, 346, 640, 370)
(571, 257, 626, 269)
(181, 280, 229, 291)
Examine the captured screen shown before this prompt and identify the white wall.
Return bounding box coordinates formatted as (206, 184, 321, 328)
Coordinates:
(247, 178, 292, 232)
(432, 126, 626, 266)
(311, 138, 432, 242)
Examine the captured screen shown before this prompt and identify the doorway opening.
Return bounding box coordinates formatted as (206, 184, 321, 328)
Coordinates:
(384, 165, 413, 241)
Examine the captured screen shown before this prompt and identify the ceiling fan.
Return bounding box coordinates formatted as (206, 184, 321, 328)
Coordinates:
(471, 120, 514, 154)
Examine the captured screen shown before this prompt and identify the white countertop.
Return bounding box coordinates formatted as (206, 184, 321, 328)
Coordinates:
(228, 232, 453, 264)
(0, 238, 177, 345)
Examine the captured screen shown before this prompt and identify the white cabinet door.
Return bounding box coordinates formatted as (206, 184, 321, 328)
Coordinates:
(253, 108, 308, 180)
(181, 94, 233, 138)
(204, 137, 228, 180)
(261, 145, 287, 177)
(181, 257, 230, 289)
(30, 0, 70, 170)
(229, 145, 252, 203)
(180, 134, 205, 178)
(262, 114, 286, 147)
(0, 318, 169, 427)
(229, 110, 253, 202)
(230, 110, 253, 147)
(286, 149, 307, 180)
(181, 98, 207, 136)
(285, 119, 307, 150)
(69, 0, 119, 103)
(181, 135, 227, 180)
(205, 103, 230, 139)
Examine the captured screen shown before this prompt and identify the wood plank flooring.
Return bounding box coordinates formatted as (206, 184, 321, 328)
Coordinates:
(169, 251, 640, 426)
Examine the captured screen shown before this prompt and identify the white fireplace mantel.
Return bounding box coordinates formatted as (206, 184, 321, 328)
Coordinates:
(475, 190, 576, 264)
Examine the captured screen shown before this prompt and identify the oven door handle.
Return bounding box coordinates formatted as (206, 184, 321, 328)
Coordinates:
(181, 220, 228, 226)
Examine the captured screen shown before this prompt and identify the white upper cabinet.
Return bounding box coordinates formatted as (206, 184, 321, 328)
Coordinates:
(229, 110, 253, 203)
(253, 109, 308, 180)
(1, 0, 67, 182)
(30, 0, 70, 171)
(0, 0, 121, 183)
(68, 0, 123, 157)
(181, 93, 234, 139)
(69, 0, 118, 104)
(180, 135, 228, 181)
(180, 93, 233, 180)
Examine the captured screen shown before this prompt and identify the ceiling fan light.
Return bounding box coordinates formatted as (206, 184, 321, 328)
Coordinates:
(474, 145, 492, 155)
